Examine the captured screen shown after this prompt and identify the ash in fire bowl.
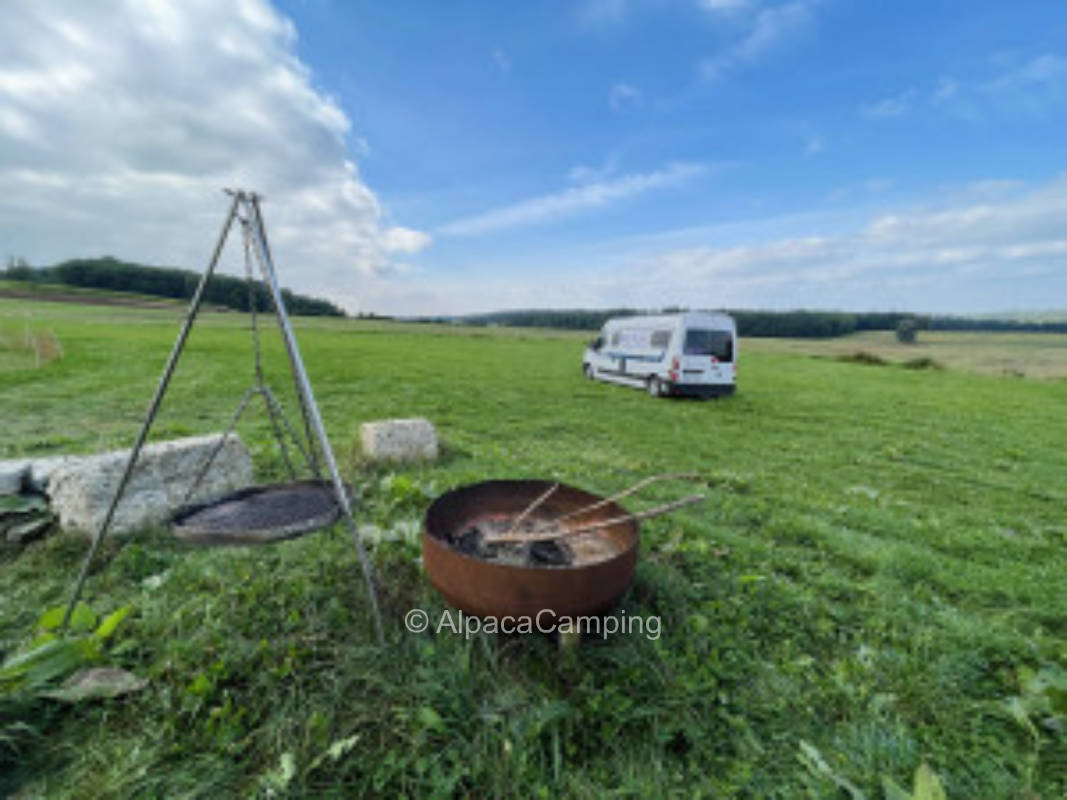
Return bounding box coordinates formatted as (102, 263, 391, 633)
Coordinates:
(439, 514, 624, 569)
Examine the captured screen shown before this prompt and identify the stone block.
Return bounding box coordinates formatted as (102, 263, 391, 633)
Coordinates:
(49, 434, 253, 537)
(29, 456, 83, 493)
(0, 460, 30, 495)
(360, 418, 438, 463)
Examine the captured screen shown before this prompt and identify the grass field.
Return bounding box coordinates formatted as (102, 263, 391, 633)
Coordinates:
(2, 297, 1066, 798)
(0, 280, 195, 307)
(746, 329, 1067, 379)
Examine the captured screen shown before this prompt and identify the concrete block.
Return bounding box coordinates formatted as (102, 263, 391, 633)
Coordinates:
(49, 434, 253, 537)
(360, 418, 438, 463)
(0, 460, 30, 495)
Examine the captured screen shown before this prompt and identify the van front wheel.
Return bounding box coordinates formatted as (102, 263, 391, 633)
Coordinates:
(647, 377, 664, 397)
(583, 363, 594, 380)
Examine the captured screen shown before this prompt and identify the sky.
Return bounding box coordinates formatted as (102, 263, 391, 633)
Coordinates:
(1, 1, 1067, 316)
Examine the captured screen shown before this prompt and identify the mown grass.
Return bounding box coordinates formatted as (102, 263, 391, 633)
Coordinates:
(1, 297, 1066, 798)
(747, 329, 1067, 379)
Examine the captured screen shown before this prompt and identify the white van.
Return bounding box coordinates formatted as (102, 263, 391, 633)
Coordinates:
(582, 311, 737, 398)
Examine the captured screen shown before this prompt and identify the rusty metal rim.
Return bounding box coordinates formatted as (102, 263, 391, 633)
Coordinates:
(422, 479, 640, 620)
(423, 479, 638, 569)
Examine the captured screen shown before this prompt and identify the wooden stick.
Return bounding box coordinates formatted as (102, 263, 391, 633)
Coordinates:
(487, 493, 705, 544)
(502, 482, 559, 538)
(553, 472, 704, 523)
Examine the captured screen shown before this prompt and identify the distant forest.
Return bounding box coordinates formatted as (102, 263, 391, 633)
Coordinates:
(6, 257, 1067, 336)
(444, 308, 1067, 338)
(2, 256, 345, 317)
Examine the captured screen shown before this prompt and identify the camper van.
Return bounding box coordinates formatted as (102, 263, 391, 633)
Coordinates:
(582, 312, 737, 398)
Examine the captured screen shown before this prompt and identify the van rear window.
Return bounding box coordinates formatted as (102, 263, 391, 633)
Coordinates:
(684, 330, 733, 361)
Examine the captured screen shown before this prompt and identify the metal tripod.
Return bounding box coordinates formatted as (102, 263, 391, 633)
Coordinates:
(61, 189, 384, 644)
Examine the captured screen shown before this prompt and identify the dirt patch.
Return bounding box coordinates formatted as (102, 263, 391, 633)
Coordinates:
(0, 288, 190, 310)
(837, 350, 888, 366)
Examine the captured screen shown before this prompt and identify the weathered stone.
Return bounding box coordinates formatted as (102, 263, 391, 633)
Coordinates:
(0, 456, 87, 494)
(5, 514, 54, 545)
(48, 434, 253, 537)
(28, 455, 84, 493)
(360, 418, 438, 462)
(0, 460, 30, 495)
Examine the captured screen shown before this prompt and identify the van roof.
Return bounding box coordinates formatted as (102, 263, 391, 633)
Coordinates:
(601, 311, 734, 329)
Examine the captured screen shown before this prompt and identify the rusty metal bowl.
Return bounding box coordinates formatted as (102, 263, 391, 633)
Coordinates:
(422, 479, 638, 619)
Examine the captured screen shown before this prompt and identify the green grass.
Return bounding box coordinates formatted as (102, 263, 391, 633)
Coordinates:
(2, 297, 1066, 798)
(747, 329, 1067, 379)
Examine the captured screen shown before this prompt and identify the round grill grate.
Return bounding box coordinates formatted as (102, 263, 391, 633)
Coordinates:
(171, 480, 345, 545)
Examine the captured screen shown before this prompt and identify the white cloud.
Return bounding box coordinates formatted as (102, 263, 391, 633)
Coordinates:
(438, 162, 708, 237)
(698, 0, 752, 12)
(863, 178, 894, 193)
(908, 53, 1067, 121)
(984, 53, 1067, 94)
(332, 176, 1067, 315)
(579, 0, 628, 26)
(381, 227, 433, 254)
(966, 178, 1024, 196)
(491, 48, 511, 74)
(699, 1, 817, 81)
(609, 82, 643, 111)
(569, 153, 621, 184)
(861, 89, 916, 118)
(613, 174, 1067, 310)
(0, 0, 429, 310)
(931, 76, 959, 106)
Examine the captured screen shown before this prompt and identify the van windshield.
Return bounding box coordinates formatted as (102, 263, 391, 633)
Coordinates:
(684, 329, 733, 361)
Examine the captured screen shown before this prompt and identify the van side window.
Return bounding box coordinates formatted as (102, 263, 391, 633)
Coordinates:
(610, 332, 621, 347)
(650, 330, 671, 349)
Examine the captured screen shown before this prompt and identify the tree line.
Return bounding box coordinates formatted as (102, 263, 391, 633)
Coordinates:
(451, 308, 1067, 338)
(2, 256, 345, 317)
(7, 257, 1065, 336)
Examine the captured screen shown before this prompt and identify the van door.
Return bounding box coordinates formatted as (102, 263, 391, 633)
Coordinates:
(681, 329, 734, 384)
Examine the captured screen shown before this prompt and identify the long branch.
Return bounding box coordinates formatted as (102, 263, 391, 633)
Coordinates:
(486, 494, 705, 544)
(552, 472, 704, 523)
(502, 482, 559, 538)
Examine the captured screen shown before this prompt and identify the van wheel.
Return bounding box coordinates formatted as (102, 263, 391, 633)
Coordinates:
(583, 363, 593, 380)
(647, 377, 663, 397)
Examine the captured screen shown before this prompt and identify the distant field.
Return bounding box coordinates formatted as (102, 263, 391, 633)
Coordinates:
(0, 279, 194, 308)
(746, 329, 1067, 379)
(2, 298, 1065, 797)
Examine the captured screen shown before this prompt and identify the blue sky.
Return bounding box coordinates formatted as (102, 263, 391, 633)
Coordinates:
(2, 1, 1067, 314)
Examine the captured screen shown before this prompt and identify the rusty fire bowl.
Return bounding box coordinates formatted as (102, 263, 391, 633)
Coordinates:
(422, 479, 638, 620)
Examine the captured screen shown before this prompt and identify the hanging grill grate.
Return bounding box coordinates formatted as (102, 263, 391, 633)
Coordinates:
(171, 479, 348, 545)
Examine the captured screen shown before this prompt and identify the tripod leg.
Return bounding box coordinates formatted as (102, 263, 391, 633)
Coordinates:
(62, 194, 241, 630)
(245, 193, 384, 645)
